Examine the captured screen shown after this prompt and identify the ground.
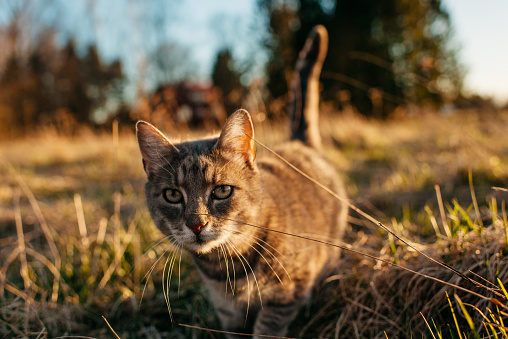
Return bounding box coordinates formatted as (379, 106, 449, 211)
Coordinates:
(1, 110, 508, 338)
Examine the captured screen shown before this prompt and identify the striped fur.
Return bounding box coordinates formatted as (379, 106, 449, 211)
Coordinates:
(136, 26, 347, 338)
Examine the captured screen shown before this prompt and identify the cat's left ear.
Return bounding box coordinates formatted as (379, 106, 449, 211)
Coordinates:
(215, 109, 256, 166)
(136, 121, 177, 175)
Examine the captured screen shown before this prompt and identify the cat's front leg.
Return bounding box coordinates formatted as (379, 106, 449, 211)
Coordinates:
(214, 303, 251, 338)
(206, 286, 255, 338)
(252, 302, 301, 338)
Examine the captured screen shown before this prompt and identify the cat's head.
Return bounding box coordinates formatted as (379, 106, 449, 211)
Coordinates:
(136, 110, 261, 254)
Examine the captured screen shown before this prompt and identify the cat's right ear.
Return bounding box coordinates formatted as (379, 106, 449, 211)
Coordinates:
(136, 121, 176, 175)
(215, 109, 256, 168)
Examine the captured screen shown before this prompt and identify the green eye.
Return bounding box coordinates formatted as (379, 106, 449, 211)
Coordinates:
(163, 189, 183, 203)
(212, 185, 233, 200)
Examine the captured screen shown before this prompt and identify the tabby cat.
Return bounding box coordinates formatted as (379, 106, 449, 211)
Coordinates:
(136, 25, 347, 337)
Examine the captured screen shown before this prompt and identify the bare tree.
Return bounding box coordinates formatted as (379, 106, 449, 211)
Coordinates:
(147, 42, 198, 88)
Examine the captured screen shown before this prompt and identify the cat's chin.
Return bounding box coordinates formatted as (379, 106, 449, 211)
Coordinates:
(185, 238, 225, 255)
(182, 233, 230, 255)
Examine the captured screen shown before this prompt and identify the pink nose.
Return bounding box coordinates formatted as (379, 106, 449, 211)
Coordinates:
(187, 222, 206, 234)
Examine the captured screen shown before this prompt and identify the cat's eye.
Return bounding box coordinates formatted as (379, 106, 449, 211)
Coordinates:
(163, 188, 183, 203)
(212, 185, 233, 200)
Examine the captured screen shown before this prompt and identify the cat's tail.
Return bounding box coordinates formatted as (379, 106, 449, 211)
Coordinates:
(290, 25, 328, 150)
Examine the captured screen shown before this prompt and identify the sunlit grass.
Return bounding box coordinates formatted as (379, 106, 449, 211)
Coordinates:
(1, 109, 508, 337)
(0, 128, 218, 337)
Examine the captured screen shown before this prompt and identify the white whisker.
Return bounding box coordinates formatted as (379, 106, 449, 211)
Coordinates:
(143, 235, 172, 256)
(161, 241, 182, 323)
(225, 241, 251, 321)
(161, 247, 173, 321)
(220, 244, 235, 295)
(177, 246, 183, 297)
(234, 236, 284, 285)
(241, 232, 291, 262)
(233, 230, 292, 281)
(224, 243, 237, 293)
(140, 240, 174, 307)
(227, 239, 263, 309)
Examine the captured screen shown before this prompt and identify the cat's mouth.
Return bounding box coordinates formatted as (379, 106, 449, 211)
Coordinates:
(179, 228, 230, 254)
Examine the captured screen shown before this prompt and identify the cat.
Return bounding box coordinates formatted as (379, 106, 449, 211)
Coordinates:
(136, 25, 347, 338)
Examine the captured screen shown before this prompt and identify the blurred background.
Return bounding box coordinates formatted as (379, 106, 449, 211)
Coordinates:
(1, 0, 507, 138)
(3, 1, 508, 337)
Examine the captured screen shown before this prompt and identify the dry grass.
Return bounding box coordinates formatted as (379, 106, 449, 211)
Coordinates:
(1, 110, 508, 338)
(297, 207, 508, 338)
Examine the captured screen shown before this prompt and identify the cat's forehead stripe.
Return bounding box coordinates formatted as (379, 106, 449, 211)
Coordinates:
(175, 155, 216, 186)
(175, 157, 192, 186)
(177, 164, 184, 185)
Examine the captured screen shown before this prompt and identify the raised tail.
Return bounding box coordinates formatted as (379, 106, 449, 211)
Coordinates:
(290, 25, 328, 149)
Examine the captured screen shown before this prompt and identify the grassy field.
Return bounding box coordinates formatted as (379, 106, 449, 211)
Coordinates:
(2, 110, 508, 338)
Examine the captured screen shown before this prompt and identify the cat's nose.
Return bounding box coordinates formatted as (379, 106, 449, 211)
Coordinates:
(187, 222, 207, 234)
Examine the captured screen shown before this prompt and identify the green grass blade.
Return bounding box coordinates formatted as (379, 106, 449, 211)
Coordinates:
(455, 294, 480, 339)
(446, 292, 463, 339)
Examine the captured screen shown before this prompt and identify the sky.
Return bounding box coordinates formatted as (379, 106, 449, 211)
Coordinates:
(442, 0, 508, 103)
(1, 0, 507, 104)
(168, 0, 508, 104)
(57, 0, 266, 91)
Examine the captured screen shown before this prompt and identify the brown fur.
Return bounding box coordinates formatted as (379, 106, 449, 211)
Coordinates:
(136, 26, 347, 338)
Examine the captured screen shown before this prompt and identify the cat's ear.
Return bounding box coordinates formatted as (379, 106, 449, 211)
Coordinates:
(215, 109, 256, 166)
(136, 121, 176, 175)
